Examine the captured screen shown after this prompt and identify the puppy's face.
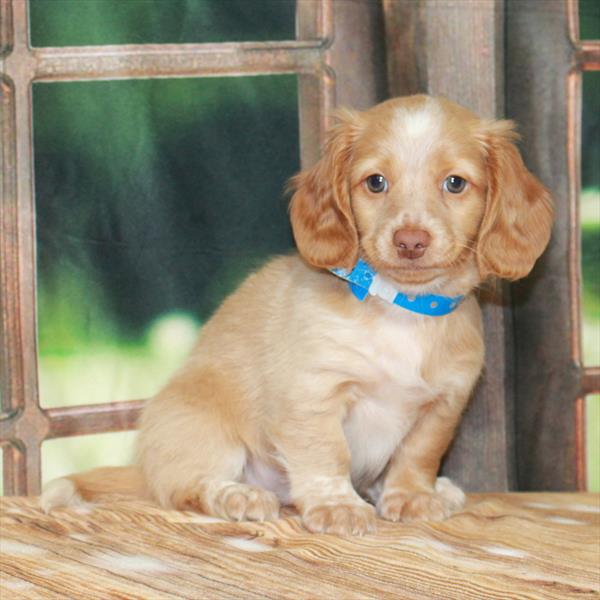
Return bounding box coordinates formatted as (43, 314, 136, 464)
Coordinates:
(350, 97, 488, 286)
(290, 95, 553, 293)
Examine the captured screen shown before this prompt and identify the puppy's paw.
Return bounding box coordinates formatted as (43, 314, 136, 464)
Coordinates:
(434, 476, 466, 508)
(302, 501, 376, 536)
(213, 483, 280, 522)
(378, 478, 465, 523)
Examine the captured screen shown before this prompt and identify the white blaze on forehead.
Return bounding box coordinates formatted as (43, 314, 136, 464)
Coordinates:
(389, 100, 443, 166)
(398, 101, 441, 137)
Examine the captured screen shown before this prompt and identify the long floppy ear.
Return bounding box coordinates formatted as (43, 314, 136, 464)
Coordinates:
(476, 120, 554, 281)
(289, 108, 363, 270)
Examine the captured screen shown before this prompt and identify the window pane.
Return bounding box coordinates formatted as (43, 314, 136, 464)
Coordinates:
(579, 0, 600, 40)
(42, 432, 137, 485)
(34, 76, 299, 408)
(587, 395, 600, 492)
(29, 0, 296, 47)
(581, 72, 600, 367)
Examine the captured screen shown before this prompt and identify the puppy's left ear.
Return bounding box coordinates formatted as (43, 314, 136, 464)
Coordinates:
(289, 108, 363, 270)
(476, 121, 554, 281)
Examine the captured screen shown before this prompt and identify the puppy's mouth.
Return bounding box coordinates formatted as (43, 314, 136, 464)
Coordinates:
(385, 264, 444, 284)
(364, 256, 442, 284)
(370, 249, 471, 285)
(395, 243, 472, 270)
(394, 260, 439, 271)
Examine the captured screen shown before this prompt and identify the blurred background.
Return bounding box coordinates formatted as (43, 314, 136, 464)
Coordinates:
(29, 0, 299, 486)
(1, 0, 598, 492)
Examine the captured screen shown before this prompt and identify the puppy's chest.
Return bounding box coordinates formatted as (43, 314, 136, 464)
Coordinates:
(347, 307, 433, 395)
(342, 310, 436, 487)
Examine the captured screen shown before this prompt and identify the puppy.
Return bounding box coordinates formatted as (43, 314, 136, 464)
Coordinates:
(41, 95, 553, 535)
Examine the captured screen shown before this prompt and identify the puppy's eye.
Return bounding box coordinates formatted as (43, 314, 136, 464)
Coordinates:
(443, 175, 467, 194)
(365, 174, 388, 194)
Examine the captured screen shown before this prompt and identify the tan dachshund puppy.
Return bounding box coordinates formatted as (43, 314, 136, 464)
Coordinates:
(42, 95, 553, 535)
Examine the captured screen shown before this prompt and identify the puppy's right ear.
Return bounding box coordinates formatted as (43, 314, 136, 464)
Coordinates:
(289, 108, 363, 270)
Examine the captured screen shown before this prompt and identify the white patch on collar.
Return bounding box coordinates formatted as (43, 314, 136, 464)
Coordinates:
(369, 274, 399, 303)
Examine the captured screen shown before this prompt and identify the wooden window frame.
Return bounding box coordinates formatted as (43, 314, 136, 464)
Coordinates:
(567, 0, 600, 486)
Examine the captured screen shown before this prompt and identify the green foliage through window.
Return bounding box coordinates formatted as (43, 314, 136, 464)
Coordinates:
(34, 75, 299, 407)
(30, 0, 296, 46)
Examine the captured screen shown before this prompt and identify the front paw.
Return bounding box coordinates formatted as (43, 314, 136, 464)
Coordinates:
(302, 501, 376, 536)
(378, 477, 465, 523)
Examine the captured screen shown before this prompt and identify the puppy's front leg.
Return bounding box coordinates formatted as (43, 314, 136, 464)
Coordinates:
(378, 395, 468, 523)
(278, 416, 376, 536)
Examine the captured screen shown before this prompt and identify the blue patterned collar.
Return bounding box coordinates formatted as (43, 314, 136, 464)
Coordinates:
(330, 258, 464, 317)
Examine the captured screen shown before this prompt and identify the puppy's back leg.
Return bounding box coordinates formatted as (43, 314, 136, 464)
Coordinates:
(175, 480, 280, 522)
(138, 369, 280, 522)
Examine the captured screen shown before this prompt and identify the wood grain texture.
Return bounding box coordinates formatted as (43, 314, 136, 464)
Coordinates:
(383, 0, 504, 126)
(328, 0, 389, 110)
(506, 0, 580, 491)
(1, 493, 598, 599)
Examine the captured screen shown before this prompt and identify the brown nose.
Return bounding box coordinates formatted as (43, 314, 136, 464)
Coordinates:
(393, 229, 431, 259)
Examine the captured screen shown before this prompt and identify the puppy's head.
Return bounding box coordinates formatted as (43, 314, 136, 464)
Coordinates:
(290, 95, 553, 293)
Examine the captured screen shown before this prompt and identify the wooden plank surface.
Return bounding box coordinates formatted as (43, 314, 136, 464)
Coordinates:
(1, 493, 598, 599)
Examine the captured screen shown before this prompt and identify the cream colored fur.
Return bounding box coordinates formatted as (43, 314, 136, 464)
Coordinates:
(41, 95, 553, 536)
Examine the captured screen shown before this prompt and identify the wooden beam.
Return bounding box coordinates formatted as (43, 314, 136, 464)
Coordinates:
(507, 0, 579, 490)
